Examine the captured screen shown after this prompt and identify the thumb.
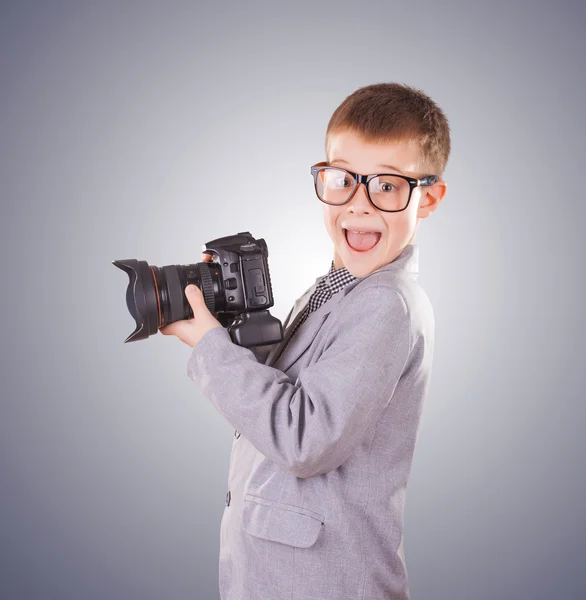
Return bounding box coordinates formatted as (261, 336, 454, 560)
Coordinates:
(185, 284, 205, 310)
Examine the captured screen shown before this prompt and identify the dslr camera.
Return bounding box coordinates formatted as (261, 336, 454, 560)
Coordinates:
(112, 231, 283, 348)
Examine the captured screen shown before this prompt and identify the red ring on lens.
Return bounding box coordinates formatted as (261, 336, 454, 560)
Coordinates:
(150, 266, 162, 328)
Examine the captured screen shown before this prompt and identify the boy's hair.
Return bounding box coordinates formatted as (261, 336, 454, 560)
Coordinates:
(325, 82, 451, 178)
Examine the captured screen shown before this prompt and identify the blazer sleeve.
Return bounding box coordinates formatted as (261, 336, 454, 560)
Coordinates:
(186, 283, 412, 478)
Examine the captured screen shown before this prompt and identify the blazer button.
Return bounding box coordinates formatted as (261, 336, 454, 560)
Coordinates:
(234, 429, 241, 439)
(225, 490, 231, 507)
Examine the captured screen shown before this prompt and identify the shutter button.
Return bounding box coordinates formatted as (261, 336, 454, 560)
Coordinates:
(225, 491, 231, 506)
(234, 429, 241, 439)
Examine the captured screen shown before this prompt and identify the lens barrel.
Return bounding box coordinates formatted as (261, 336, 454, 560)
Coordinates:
(112, 259, 224, 343)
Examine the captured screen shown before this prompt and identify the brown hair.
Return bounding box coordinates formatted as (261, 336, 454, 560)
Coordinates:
(325, 82, 451, 177)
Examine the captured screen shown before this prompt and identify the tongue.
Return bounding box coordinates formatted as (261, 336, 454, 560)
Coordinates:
(346, 230, 381, 251)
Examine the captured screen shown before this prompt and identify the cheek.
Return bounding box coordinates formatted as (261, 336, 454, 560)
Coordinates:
(382, 213, 412, 238)
(322, 206, 340, 236)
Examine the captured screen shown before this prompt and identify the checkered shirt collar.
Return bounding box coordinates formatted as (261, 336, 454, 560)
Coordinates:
(321, 260, 359, 294)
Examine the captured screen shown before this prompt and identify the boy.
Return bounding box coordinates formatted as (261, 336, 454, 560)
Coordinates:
(161, 82, 449, 599)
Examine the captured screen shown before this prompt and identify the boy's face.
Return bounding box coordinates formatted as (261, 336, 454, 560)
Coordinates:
(322, 129, 446, 278)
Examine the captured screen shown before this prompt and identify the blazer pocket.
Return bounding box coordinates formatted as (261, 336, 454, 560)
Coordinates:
(242, 494, 325, 549)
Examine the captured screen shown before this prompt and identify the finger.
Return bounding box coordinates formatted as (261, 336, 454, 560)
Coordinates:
(185, 284, 204, 310)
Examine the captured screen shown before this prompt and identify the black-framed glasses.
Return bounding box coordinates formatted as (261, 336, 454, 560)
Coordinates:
(310, 161, 439, 213)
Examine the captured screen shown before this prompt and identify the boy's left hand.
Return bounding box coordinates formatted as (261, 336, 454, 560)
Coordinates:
(159, 284, 223, 348)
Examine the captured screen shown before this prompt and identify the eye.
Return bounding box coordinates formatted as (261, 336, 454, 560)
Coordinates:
(379, 182, 396, 192)
(325, 170, 353, 189)
(372, 175, 404, 193)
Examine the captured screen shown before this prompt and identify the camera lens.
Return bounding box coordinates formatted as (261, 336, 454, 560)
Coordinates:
(112, 258, 225, 343)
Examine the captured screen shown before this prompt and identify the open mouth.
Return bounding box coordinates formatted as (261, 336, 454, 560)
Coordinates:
(343, 228, 382, 253)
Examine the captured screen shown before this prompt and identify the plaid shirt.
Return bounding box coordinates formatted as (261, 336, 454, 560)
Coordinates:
(285, 260, 358, 345)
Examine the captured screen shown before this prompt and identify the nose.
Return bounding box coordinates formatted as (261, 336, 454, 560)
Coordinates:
(346, 182, 373, 214)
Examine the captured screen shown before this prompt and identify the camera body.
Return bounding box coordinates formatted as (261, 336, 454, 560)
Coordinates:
(112, 231, 283, 347)
(198, 231, 283, 347)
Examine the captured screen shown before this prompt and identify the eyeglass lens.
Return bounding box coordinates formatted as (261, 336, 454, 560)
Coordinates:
(316, 168, 410, 211)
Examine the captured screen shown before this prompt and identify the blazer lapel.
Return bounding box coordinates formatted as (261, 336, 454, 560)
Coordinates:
(264, 276, 321, 367)
(267, 285, 348, 372)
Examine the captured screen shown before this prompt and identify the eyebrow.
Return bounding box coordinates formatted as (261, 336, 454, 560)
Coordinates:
(329, 158, 406, 175)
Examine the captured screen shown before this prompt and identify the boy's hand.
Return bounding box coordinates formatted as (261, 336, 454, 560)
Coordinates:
(159, 253, 223, 348)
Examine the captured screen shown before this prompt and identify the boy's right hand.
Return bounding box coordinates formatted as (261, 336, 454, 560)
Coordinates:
(199, 251, 234, 329)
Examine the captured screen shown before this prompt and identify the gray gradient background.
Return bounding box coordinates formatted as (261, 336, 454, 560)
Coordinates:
(1, 1, 585, 598)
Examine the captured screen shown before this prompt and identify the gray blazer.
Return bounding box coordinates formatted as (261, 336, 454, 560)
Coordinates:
(187, 243, 434, 600)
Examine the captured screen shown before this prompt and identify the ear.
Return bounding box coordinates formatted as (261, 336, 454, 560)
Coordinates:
(417, 180, 447, 218)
